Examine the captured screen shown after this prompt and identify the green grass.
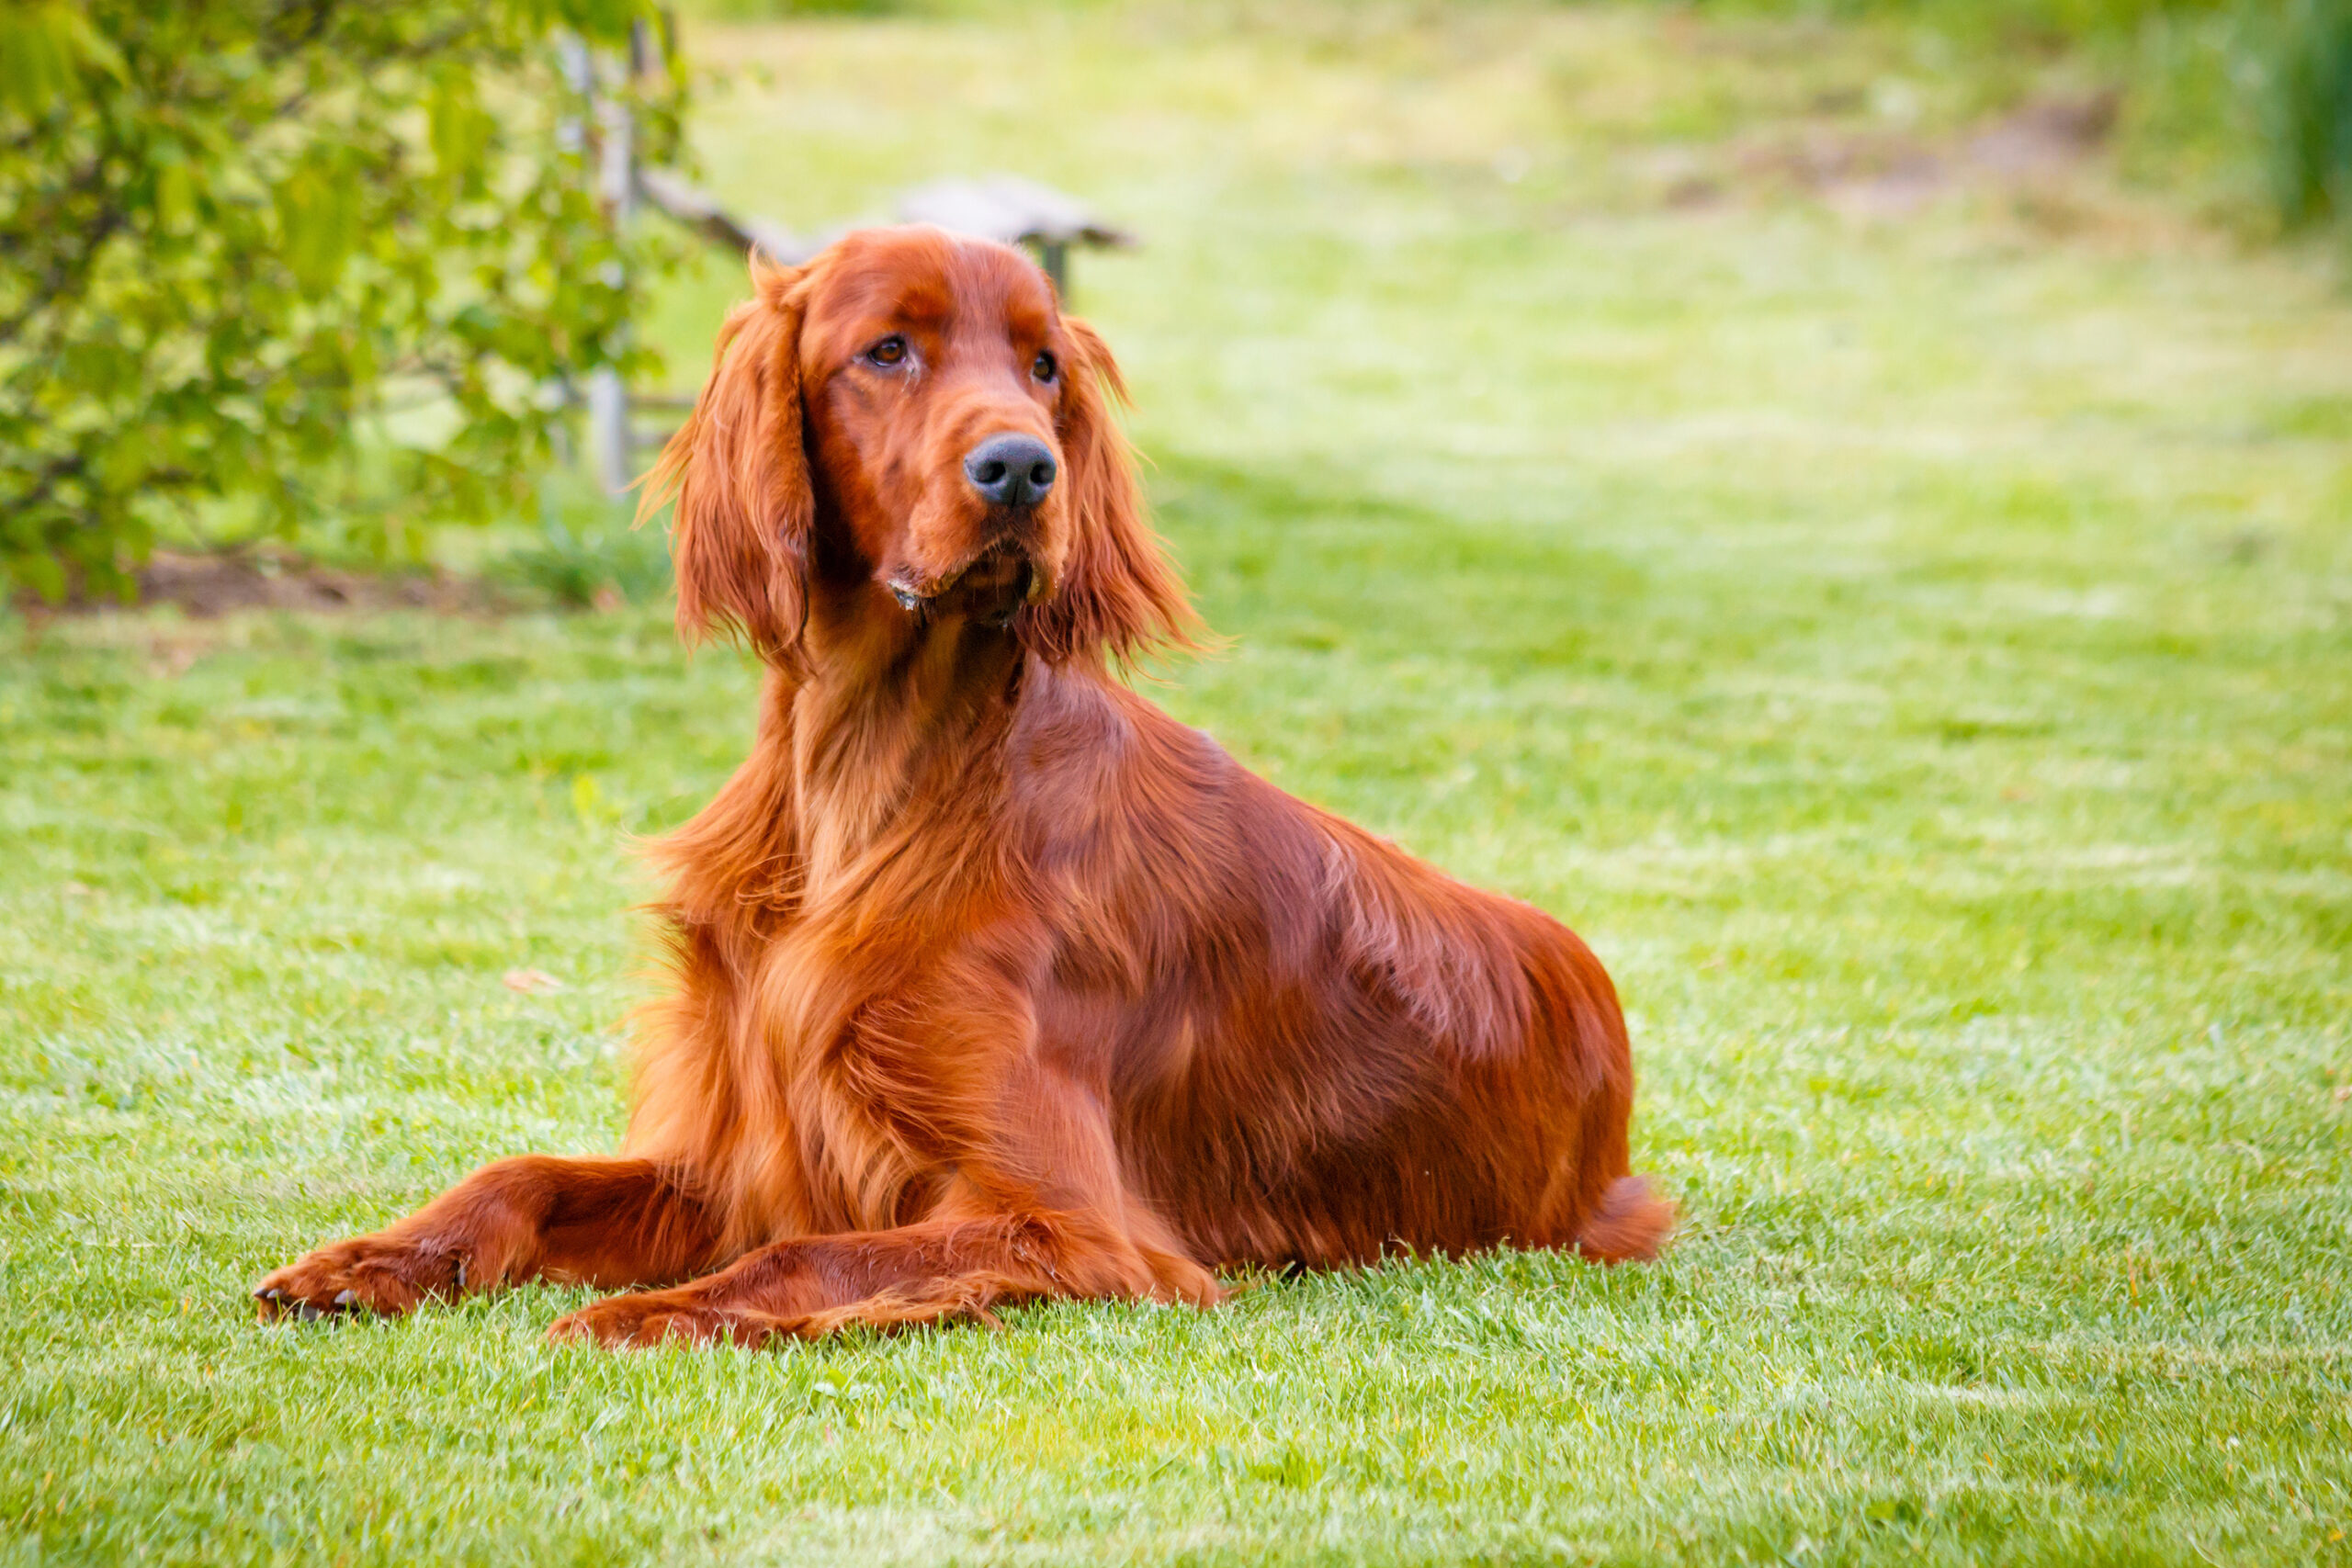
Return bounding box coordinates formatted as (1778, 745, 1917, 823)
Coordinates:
(6, 4, 2351, 1563)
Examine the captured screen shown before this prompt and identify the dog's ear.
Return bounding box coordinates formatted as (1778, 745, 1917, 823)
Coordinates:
(1020, 317, 1198, 668)
(639, 258, 813, 660)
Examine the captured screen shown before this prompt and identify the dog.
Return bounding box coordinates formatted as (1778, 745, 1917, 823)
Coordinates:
(254, 226, 1670, 1346)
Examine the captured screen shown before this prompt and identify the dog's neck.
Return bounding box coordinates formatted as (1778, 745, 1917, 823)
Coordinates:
(777, 586, 1032, 897)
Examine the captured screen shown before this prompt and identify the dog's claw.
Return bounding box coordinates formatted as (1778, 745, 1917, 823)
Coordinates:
(256, 1286, 281, 1303)
(890, 584, 924, 612)
(334, 1290, 358, 1308)
(297, 1302, 327, 1323)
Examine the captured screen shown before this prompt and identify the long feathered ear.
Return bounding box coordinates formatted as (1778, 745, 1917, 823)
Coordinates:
(638, 259, 812, 660)
(1019, 317, 1199, 668)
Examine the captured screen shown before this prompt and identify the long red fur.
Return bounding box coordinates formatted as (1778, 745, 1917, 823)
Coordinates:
(254, 228, 1670, 1347)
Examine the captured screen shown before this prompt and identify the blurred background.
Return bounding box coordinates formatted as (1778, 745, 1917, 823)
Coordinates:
(5, 0, 2350, 607)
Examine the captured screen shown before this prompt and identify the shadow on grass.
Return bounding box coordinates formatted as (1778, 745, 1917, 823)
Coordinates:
(1146, 450, 1652, 675)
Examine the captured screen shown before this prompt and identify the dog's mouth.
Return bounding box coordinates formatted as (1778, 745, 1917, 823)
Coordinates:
(887, 540, 1046, 629)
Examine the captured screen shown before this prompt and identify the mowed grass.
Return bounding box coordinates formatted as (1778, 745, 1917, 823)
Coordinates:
(6, 4, 2352, 1563)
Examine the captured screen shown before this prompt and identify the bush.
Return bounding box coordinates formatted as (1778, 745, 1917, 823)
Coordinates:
(2263, 0, 2352, 227)
(0, 0, 686, 602)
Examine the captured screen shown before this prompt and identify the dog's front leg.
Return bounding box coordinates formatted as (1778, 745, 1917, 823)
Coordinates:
(548, 961, 1227, 1348)
(254, 1156, 721, 1320)
(545, 1201, 1220, 1348)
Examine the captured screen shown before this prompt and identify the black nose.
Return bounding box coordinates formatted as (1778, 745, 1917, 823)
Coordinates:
(963, 434, 1057, 509)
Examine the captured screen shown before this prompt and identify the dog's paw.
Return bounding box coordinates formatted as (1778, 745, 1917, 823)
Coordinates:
(546, 1290, 775, 1350)
(253, 1234, 463, 1322)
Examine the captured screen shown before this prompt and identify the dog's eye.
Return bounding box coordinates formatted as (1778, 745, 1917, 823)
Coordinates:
(865, 336, 910, 369)
(1031, 351, 1057, 384)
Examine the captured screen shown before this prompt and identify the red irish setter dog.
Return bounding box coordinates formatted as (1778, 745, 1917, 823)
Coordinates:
(254, 227, 1670, 1347)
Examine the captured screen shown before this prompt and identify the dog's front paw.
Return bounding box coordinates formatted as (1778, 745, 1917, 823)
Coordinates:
(253, 1234, 463, 1322)
(546, 1290, 773, 1350)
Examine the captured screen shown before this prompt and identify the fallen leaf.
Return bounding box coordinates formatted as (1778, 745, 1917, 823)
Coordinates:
(503, 968, 564, 996)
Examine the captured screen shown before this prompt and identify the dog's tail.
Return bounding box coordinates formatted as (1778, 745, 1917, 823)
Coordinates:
(1575, 1175, 1675, 1264)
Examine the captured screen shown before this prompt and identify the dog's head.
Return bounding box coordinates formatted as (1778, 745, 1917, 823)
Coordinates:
(645, 226, 1193, 668)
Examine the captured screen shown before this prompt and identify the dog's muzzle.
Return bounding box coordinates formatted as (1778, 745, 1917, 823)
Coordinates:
(887, 543, 1046, 628)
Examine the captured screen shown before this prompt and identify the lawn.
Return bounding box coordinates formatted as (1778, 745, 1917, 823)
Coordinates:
(4, 3, 2350, 1563)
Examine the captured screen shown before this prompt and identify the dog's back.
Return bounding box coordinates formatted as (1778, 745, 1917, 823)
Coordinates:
(1012, 667, 1670, 1269)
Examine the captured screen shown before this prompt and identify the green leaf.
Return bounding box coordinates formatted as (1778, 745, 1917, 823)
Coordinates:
(274, 148, 361, 299)
(427, 67, 496, 194)
(151, 142, 196, 234)
(0, 2, 125, 118)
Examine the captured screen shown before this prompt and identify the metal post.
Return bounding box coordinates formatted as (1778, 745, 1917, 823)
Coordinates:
(585, 29, 640, 497)
(555, 31, 592, 465)
(560, 31, 640, 497)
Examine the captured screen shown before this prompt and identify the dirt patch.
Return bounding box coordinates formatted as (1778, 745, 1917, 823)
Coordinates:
(25, 547, 508, 619)
(1963, 92, 2120, 175)
(1660, 90, 2123, 218)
